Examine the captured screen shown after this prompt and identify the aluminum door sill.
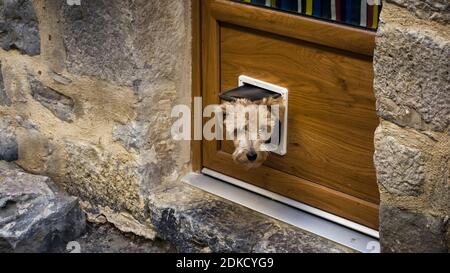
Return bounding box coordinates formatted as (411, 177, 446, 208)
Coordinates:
(181, 168, 380, 253)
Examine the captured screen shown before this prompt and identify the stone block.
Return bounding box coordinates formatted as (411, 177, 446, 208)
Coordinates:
(61, 140, 146, 221)
(374, 3, 450, 131)
(0, 62, 11, 106)
(112, 121, 149, 152)
(148, 182, 353, 253)
(0, 0, 40, 55)
(380, 204, 448, 252)
(28, 77, 75, 122)
(0, 117, 18, 162)
(386, 0, 449, 24)
(0, 161, 85, 252)
(374, 122, 430, 196)
(59, 0, 190, 87)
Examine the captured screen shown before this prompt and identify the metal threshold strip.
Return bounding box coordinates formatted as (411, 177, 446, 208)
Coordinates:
(182, 168, 380, 253)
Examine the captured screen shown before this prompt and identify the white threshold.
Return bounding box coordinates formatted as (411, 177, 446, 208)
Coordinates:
(182, 168, 380, 253)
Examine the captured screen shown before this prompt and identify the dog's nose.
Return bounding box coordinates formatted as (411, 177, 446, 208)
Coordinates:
(246, 152, 257, 162)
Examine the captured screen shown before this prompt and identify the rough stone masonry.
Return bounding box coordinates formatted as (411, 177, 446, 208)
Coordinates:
(0, 0, 448, 253)
(0, 161, 85, 252)
(0, 0, 191, 239)
(374, 1, 449, 252)
(0, 0, 353, 253)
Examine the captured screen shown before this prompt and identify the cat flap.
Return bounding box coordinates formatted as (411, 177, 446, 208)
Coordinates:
(219, 83, 281, 102)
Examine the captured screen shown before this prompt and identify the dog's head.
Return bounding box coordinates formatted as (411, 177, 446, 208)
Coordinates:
(221, 97, 284, 169)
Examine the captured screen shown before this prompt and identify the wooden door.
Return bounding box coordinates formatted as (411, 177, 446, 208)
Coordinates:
(198, 0, 380, 229)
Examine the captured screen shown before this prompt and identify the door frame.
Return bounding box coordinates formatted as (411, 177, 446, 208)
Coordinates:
(192, 0, 203, 171)
(191, 0, 379, 229)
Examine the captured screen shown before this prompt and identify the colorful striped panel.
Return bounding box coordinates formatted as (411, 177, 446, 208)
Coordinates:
(372, 2, 379, 29)
(234, 0, 382, 30)
(322, 0, 331, 19)
(278, 0, 298, 11)
(312, 0, 321, 17)
(335, 0, 342, 21)
(351, 0, 361, 26)
(344, 0, 352, 24)
(251, 0, 267, 4)
(306, 0, 313, 15)
(301, 0, 307, 13)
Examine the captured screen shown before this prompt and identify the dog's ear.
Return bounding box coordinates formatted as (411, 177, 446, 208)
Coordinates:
(263, 97, 283, 106)
(220, 101, 232, 112)
(235, 98, 252, 106)
(220, 101, 235, 120)
(262, 97, 285, 122)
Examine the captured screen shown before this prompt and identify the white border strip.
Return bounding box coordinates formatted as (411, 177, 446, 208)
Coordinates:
(183, 170, 379, 253)
(202, 168, 379, 238)
(238, 75, 288, 155)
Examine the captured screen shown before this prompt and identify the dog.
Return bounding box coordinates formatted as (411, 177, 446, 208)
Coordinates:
(221, 97, 284, 169)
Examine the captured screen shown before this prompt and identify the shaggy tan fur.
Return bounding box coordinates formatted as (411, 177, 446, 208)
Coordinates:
(221, 97, 284, 169)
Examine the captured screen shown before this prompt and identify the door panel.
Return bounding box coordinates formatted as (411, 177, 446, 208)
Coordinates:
(220, 25, 379, 203)
(201, 0, 380, 229)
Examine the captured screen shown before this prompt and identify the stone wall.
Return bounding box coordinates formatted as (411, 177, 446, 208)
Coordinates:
(0, 0, 448, 253)
(374, 1, 449, 252)
(0, 0, 191, 238)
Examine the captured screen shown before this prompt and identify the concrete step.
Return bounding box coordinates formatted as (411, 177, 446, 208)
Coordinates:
(148, 182, 354, 253)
